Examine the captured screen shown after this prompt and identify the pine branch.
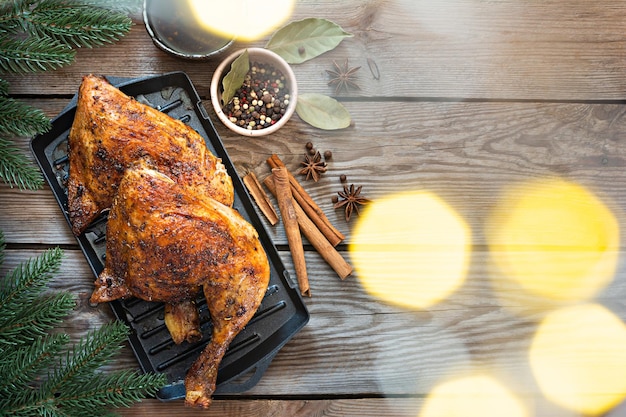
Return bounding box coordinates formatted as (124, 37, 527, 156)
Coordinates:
(0, 0, 33, 34)
(0, 136, 44, 189)
(0, 237, 166, 415)
(42, 321, 134, 395)
(11, 322, 167, 416)
(0, 76, 10, 94)
(0, 246, 74, 345)
(0, 1, 133, 74)
(0, 292, 75, 347)
(79, 0, 142, 15)
(0, 0, 36, 16)
(0, 391, 40, 417)
(4, 370, 166, 417)
(0, 87, 50, 191)
(0, 332, 70, 396)
(55, 370, 167, 414)
(0, 34, 75, 73)
(0, 245, 63, 307)
(0, 1, 135, 189)
(0, 15, 22, 36)
(0, 95, 51, 136)
(0, 230, 5, 268)
(27, 0, 133, 48)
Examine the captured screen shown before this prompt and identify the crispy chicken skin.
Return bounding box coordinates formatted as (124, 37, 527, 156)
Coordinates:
(89, 160, 270, 408)
(164, 300, 202, 344)
(67, 74, 234, 235)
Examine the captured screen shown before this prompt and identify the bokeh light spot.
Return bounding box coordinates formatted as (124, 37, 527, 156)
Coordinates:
(529, 303, 626, 415)
(420, 374, 528, 417)
(188, 0, 295, 41)
(349, 191, 471, 310)
(487, 178, 619, 303)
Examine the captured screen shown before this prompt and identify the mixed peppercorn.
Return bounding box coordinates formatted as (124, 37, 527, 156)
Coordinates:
(223, 61, 290, 131)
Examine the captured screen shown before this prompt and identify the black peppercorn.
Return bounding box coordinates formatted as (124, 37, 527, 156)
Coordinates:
(222, 61, 289, 131)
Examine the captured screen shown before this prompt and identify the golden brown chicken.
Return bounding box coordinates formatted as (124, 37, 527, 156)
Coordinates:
(67, 74, 234, 236)
(89, 159, 270, 408)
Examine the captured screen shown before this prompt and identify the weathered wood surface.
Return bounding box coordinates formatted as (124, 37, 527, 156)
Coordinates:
(3, 100, 626, 246)
(2, 0, 626, 416)
(4, 0, 626, 100)
(4, 247, 625, 395)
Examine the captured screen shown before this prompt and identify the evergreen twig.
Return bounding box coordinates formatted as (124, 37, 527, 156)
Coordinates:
(0, 230, 167, 416)
(0, 77, 10, 94)
(0, 243, 63, 309)
(0, 91, 49, 189)
(0, 332, 70, 396)
(55, 370, 168, 413)
(0, 136, 44, 189)
(0, 95, 51, 136)
(0, 246, 74, 346)
(0, 0, 136, 190)
(0, 230, 5, 267)
(27, 0, 134, 49)
(0, 291, 76, 346)
(0, 34, 75, 73)
(0, 0, 31, 34)
(43, 321, 131, 394)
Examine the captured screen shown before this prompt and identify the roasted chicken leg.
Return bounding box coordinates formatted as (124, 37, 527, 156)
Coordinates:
(89, 160, 270, 408)
(67, 74, 234, 235)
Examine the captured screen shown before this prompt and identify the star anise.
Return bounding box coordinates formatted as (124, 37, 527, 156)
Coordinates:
(299, 151, 327, 182)
(326, 59, 361, 95)
(334, 184, 370, 222)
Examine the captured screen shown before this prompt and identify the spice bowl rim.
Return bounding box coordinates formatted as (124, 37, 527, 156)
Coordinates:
(142, 0, 235, 60)
(210, 47, 298, 137)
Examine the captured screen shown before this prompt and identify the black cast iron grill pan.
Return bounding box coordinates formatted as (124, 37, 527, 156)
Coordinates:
(30, 72, 309, 401)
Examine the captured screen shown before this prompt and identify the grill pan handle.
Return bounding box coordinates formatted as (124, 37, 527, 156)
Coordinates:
(214, 352, 277, 394)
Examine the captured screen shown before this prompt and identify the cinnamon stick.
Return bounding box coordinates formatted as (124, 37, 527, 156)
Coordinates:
(272, 167, 311, 297)
(267, 154, 345, 246)
(243, 172, 279, 226)
(265, 176, 353, 280)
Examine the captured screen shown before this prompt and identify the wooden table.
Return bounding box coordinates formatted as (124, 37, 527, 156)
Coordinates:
(2, 1, 626, 416)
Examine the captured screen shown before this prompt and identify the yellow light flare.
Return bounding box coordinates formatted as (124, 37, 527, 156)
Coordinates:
(187, 0, 295, 41)
(487, 178, 619, 303)
(349, 191, 471, 310)
(420, 374, 528, 417)
(529, 303, 626, 415)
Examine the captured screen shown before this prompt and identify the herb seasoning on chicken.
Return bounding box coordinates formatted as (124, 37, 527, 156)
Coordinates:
(68, 75, 270, 409)
(67, 74, 233, 235)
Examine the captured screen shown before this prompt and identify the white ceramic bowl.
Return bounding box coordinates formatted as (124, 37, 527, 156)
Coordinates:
(210, 48, 298, 137)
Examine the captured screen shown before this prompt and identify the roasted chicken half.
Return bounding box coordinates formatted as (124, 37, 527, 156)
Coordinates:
(89, 160, 270, 408)
(67, 74, 234, 235)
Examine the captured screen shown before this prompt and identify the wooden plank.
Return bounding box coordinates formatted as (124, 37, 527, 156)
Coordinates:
(3, 248, 626, 399)
(2, 0, 626, 100)
(0, 184, 75, 245)
(3, 100, 626, 246)
(117, 397, 626, 417)
(119, 398, 430, 417)
(1, 3, 624, 416)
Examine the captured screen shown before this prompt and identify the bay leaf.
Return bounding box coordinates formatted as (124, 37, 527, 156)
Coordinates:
(295, 93, 351, 130)
(266, 18, 352, 64)
(221, 49, 249, 106)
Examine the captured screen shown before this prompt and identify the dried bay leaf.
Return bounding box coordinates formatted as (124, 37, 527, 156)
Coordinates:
(296, 93, 351, 130)
(221, 49, 249, 106)
(266, 18, 352, 64)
